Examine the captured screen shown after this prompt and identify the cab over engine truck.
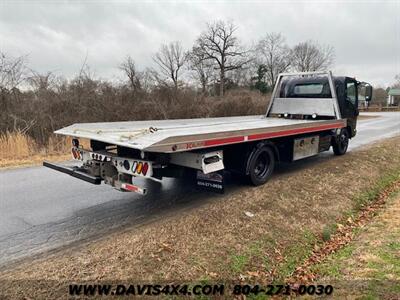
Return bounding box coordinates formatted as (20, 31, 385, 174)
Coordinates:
(44, 71, 373, 194)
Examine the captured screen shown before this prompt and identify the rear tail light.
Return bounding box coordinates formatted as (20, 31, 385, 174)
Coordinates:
(121, 183, 146, 195)
(142, 162, 149, 176)
(131, 161, 138, 173)
(118, 159, 151, 176)
(123, 160, 130, 170)
(71, 148, 78, 159)
(136, 162, 143, 174)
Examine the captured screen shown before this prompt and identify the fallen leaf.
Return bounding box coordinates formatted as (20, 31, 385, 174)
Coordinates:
(207, 272, 218, 277)
(244, 211, 255, 218)
(160, 242, 173, 252)
(247, 271, 260, 277)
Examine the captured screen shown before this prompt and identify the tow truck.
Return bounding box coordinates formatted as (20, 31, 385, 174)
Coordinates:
(44, 71, 372, 194)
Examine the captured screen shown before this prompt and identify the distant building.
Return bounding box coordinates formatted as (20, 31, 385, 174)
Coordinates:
(387, 88, 400, 106)
(358, 93, 368, 108)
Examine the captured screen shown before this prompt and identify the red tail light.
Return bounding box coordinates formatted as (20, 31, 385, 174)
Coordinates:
(142, 162, 149, 176)
(71, 148, 78, 159)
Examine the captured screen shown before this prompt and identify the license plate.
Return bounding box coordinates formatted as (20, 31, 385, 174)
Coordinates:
(196, 171, 224, 194)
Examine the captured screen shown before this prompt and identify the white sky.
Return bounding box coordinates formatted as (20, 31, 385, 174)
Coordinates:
(1, 0, 399, 87)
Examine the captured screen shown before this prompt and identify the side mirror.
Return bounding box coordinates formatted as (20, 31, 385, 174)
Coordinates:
(365, 85, 373, 102)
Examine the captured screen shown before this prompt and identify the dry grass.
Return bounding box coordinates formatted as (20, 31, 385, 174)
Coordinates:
(0, 132, 89, 169)
(0, 137, 399, 299)
(357, 114, 380, 120)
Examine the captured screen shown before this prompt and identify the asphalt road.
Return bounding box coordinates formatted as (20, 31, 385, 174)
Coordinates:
(0, 112, 399, 267)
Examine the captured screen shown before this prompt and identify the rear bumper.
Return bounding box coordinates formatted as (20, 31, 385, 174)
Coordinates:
(43, 161, 102, 185)
(43, 161, 147, 194)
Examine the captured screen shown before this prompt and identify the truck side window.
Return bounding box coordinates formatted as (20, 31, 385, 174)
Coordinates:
(290, 82, 331, 98)
(346, 82, 357, 105)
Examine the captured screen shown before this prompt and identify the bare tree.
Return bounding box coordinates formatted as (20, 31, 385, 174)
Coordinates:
(291, 41, 334, 72)
(195, 20, 249, 96)
(153, 41, 188, 89)
(75, 53, 95, 86)
(27, 71, 57, 92)
(256, 33, 291, 87)
(230, 66, 252, 87)
(392, 74, 400, 88)
(188, 46, 215, 93)
(371, 87, 388, 106)
(0, 52, 26, 91)
(139, 68, 157, 92)
(119, 55, 141, 91)
(0, 52, 27, 127)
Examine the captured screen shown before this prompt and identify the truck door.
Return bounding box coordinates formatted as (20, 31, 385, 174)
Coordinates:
(343, 78, 358, 137)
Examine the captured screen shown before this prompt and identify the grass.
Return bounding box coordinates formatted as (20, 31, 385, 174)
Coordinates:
(228, 239, 273, 275)
(322, 223, 337, 242)
(276, 230, 317, 280)
(312, 245, 355, 278)
(0, 131, 70, 158)
(312, 190, 400, 298)
(230, 254, 249, 273)
(353, 171, 400, 210)
(317, 170, 400, 246)
(303, 171, 400, 283)
(229, 161, 400, 290)
(0, 131, 88, 168)
(0, 131, 33, 158)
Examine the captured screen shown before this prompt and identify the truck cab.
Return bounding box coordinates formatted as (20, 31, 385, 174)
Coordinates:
(275, 75, 372, 138)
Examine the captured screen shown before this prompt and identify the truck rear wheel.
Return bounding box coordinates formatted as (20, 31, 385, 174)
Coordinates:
(247, 145, 275, 186)
(332, 128, 349, 155)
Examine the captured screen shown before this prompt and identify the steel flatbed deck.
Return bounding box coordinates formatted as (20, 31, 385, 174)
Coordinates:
(56, 116, 346, 153)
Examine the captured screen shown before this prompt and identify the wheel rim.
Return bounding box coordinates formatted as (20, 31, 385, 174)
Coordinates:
(254, 152, 270, 178)
(339, 132, 349, 151)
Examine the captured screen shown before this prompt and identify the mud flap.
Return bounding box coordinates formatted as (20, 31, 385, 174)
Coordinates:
(196, 170, 224, 194)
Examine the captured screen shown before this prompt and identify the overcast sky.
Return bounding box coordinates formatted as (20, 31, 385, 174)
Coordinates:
(1, 0, 399, 87)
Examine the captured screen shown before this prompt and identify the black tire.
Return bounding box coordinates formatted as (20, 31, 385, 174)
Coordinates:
(247, 145, 275, 186)
(332, 128, 349, 155)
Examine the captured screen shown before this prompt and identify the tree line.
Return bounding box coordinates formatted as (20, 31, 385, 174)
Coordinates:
(124, 20, 335, 96)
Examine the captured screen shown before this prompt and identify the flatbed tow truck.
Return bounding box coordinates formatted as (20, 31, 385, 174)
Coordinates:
(44, 71, 372, 194)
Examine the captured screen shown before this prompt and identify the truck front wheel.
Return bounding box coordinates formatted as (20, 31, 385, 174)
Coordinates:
(247, 145, 275, 186)
(332, 128, 349, 155)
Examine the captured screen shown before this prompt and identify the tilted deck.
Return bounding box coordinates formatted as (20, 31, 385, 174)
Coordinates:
(55, 115, 346, 153)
